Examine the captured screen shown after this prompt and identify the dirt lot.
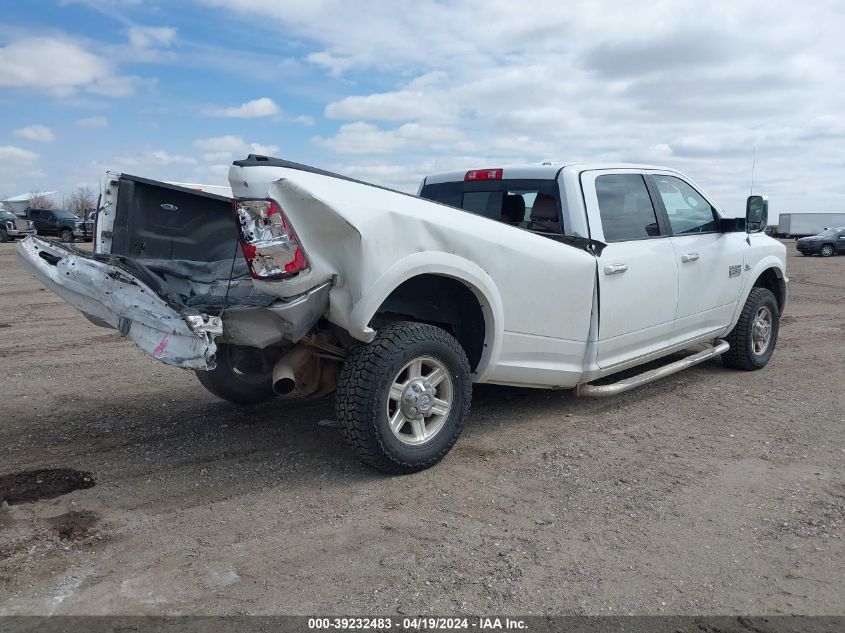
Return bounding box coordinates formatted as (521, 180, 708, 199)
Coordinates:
(0, 240, 842, 616)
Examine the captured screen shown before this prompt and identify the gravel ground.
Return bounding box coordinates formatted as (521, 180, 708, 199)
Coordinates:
(0, 239, 842, 616)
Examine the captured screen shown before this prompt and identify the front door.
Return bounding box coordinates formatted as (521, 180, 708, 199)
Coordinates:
(649, 174, 743, 342)
(581, 171, 679, 369)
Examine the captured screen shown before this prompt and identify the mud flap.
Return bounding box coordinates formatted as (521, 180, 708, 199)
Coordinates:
(16, 237, 220, 370)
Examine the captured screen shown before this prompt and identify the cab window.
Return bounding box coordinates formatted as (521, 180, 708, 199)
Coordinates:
(595, 174, 661, 242)
(419, 179, 563, 233)
(653, 175, 718, 234)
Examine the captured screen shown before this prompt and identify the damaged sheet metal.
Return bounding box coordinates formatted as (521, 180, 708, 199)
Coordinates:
(16, 237, 219, 370)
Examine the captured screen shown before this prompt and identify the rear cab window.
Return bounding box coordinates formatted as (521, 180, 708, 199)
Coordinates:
(419, 177, 564, 234)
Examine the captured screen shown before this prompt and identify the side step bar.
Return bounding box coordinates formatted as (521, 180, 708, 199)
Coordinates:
(575, 339, 730, 398)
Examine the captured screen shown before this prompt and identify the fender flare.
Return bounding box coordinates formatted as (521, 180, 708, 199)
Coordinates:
(346, 252, 505, 381)
(725, 256, 787, 333)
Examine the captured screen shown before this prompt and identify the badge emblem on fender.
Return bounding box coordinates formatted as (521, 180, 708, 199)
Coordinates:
(160, 203, 178, 211)
(729, 264, 742, 278)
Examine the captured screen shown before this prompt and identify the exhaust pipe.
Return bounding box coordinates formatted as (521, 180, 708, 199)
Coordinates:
(272, 344, 314, 396)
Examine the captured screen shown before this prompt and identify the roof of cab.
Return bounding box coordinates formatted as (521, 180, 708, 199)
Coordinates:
(422, 163, 681, 185)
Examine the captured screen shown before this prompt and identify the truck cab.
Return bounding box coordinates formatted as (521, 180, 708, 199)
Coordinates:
(418, 164, 787, 384)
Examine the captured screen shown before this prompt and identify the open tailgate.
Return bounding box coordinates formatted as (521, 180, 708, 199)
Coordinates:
(16, 236, 222, 370)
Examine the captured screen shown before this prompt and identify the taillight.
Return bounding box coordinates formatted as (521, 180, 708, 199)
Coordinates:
(233, 199, 309, 279)
(465, 168, 503, 181)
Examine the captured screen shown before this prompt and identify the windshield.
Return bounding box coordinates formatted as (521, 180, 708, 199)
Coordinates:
(818, 229, 838, 238)
(419, 178, 563, 233)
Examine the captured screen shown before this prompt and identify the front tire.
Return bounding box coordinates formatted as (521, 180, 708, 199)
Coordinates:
(336, 321, 472, 474)
(821, 244, 835, 257)
(195, 343, 277, 405)
(722, 287, 779, 371)
(60, 229, 74, 243)
(0, 228, 8, 243)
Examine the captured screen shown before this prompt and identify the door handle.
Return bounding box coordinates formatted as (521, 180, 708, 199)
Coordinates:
(603, 262, 628, 275)
(681, 252, 700, 263)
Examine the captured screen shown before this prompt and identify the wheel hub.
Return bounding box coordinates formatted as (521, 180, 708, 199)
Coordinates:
(387, 355, 454, 446)
(400, 379, 437, 418)
(751, 306, 773, 355)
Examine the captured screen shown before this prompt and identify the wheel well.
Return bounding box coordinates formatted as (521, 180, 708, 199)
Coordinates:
(374, 274, 486, 371)
(753, 268, 786, 313)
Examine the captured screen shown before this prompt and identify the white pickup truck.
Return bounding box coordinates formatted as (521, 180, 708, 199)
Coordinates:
(17, 157, 787, 473)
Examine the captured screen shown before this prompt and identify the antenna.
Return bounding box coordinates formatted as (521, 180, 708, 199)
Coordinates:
(750, 144, 756, 195)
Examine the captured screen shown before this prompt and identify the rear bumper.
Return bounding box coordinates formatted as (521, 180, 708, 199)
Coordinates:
(6, 229, 35, 238)
(15, 236, 332, 369)
(16, 236, 221, 370)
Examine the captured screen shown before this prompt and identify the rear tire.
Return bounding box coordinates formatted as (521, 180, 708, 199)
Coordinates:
(0, 228, 8, 243)
(335, 321, 472, 474)
(821, 244, 835, 257)
(722, 287, 779, 371)
(195, 343, 277, 405)
(60, 229, 74, 243)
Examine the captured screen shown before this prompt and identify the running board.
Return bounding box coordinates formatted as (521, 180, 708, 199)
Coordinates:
(575, 339, 730, 398)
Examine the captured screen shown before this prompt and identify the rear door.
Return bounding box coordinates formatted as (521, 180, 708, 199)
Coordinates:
(649, 174, 742, 341)
(581, 170, 678, 369)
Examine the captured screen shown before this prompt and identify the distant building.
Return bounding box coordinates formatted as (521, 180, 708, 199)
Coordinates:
(1, 191, 61, 216)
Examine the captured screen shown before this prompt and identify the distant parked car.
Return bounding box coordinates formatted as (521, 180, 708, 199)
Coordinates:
(25, 208, 85, 243)
(0, 209, 36, 242)
(795, 228, 845, 257)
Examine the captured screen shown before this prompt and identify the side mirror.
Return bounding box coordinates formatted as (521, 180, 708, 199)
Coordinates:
(746, 195, 768, 233)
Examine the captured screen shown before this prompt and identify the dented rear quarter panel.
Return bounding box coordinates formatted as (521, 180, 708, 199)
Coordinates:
(229, 165, 597, 385)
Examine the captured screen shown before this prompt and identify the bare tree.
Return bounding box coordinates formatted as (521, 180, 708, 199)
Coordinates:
(28, 190, 55, 210)
(1, 200, 15, 214)
(67, 186, 97, 218)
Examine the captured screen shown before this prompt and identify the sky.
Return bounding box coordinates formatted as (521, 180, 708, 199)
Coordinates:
(1, 0, 844, 218)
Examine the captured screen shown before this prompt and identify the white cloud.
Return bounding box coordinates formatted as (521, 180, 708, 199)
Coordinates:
(315, 122, 471, 154)
(13, 125, 55, 142)
(195, 0, 845, 214)
(76, 116, 109, 128)
(0, 145, 42, 197)
(193, 135, 279, 160)
(193, 135, 249, 153)
(0, 37, 136, 96)
(123, 150, 197, 167)
(305, 51, 356, 76)
(293, 114, 316, 126)
(325, 90, 458, 123)
(250, 143, 280, 155)
(128, 26, 177, 50)
(0, 145, 40, 163)
(207, 97, 279, 118)
(126, 26, 177, 62)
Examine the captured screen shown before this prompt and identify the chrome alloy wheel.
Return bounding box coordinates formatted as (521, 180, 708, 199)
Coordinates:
(752, 305, 773, 355)
(386, 356, 453, 446)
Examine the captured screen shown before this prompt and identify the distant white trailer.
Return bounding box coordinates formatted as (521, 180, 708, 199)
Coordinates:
(777, 213, 845, 237)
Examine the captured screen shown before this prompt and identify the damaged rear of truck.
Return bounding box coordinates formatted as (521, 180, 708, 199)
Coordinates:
(17, 156, 600, 473)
